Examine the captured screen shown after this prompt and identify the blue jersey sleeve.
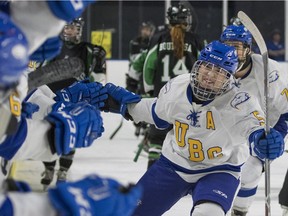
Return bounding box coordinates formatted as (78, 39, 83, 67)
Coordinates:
(47, 1, 95, 22)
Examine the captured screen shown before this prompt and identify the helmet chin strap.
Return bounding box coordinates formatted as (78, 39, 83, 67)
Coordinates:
(236, 48, 252, 72)
(236, 54, 251, 73)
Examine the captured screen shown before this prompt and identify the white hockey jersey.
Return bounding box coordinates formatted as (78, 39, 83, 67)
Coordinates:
(238, 54, 288, 127)
(129, 74, 264, 182)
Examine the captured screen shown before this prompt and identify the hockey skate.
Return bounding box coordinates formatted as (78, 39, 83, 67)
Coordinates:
(41, 167, 55, 191)
(231, 209, 247, 216)
(56, 170, 67, 185)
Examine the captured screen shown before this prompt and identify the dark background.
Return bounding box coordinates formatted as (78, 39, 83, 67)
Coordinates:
(82, 0, 285, 60)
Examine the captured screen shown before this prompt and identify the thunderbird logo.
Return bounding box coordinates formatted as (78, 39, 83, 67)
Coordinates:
(268, 70, 279, 83)
(230, 92, 250, 109)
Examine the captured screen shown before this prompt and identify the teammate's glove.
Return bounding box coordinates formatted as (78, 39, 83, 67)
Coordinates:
(21, 102, 39, 119)
(46, 101, 104, 155)
(47, 1, 95, 22)
(249, 128, 284, 160)
(92, 45, 106, 73)
(0, 12, 28, 88)
(102, 83, 141, 119)
(48, 174, 142, 216)
(54, 80, 108, 109)
(30, 37, 63, 62)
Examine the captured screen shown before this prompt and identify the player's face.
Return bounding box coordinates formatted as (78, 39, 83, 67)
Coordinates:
(224, 41, 248, 63)
(197, 62, 230, 92)
(63, 24, 78, 38)
(141, 27, 152, 39)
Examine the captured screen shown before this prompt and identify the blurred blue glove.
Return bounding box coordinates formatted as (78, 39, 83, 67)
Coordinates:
(30, 37, 63, 62)
(47, 1, 95, 22)
(54, 80, 108, 109)
(48, 175, 142, 216)
(0, 12, 28, 87)
(103, 83, 141, 117)
(249, 128, 284, 160)
(46, 101, 104, 155)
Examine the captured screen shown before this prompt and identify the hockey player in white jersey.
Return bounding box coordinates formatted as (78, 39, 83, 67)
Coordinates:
(102, 41, 284, 216)
(220, 24, 288, 216)
(0, 1, 142, 215)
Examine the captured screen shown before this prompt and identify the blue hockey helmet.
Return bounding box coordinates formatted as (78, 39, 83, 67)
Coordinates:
(198, 40, 238, 74)
(0, 12, 29, 88)
(191, 41, 238, 101)
(220, 25, 252, 47)
(220, 25, 252, 71)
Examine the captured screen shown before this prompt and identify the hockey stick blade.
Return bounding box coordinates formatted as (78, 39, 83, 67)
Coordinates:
(28, 57, 85, 92)
(238, 11, 271, 216)
(238, 11, 267, 54)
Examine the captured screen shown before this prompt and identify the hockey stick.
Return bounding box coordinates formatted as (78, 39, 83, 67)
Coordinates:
(28, 57, 85, 92)
(109, 117, 124, 140)
(133, 142, 144, 162)
(237, 11, 271, 216)
(133, 127, 149, 162)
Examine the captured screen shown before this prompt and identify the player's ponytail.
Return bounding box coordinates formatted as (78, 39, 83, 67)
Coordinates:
(170, 24, 186, 59)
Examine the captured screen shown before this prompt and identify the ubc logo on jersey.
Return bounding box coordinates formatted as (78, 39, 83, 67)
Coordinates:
(268, 70, 279, 83)
(230, 92, 250, 109)
(186, 110, 202, 127)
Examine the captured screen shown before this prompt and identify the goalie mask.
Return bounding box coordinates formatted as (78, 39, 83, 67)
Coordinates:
(167, 3, 192, 31)
(61, 17, 84, 44)
(191, 41, 238, 101)
(220, 25, 252, 71)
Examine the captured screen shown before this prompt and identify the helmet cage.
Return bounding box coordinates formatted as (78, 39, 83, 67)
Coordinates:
(191, 60, 234, 101)
(61, 18, 84, 44)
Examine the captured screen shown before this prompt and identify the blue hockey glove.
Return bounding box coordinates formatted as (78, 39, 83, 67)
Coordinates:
(48, 175, 142, 216)
(47, 1, 95, 22)
(0, 12, 29, 88)
(46, 101, 104, 155)
(21, 102, 39, 119)
(30, 37, 63, 62)
(249, 128, 284, 160)
(54, 80, 108, 109)
(103, 83, 141, 118)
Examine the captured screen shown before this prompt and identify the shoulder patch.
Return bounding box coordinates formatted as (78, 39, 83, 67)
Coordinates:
(230, 92, 251, 109)
(268, 70, 279, 83)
